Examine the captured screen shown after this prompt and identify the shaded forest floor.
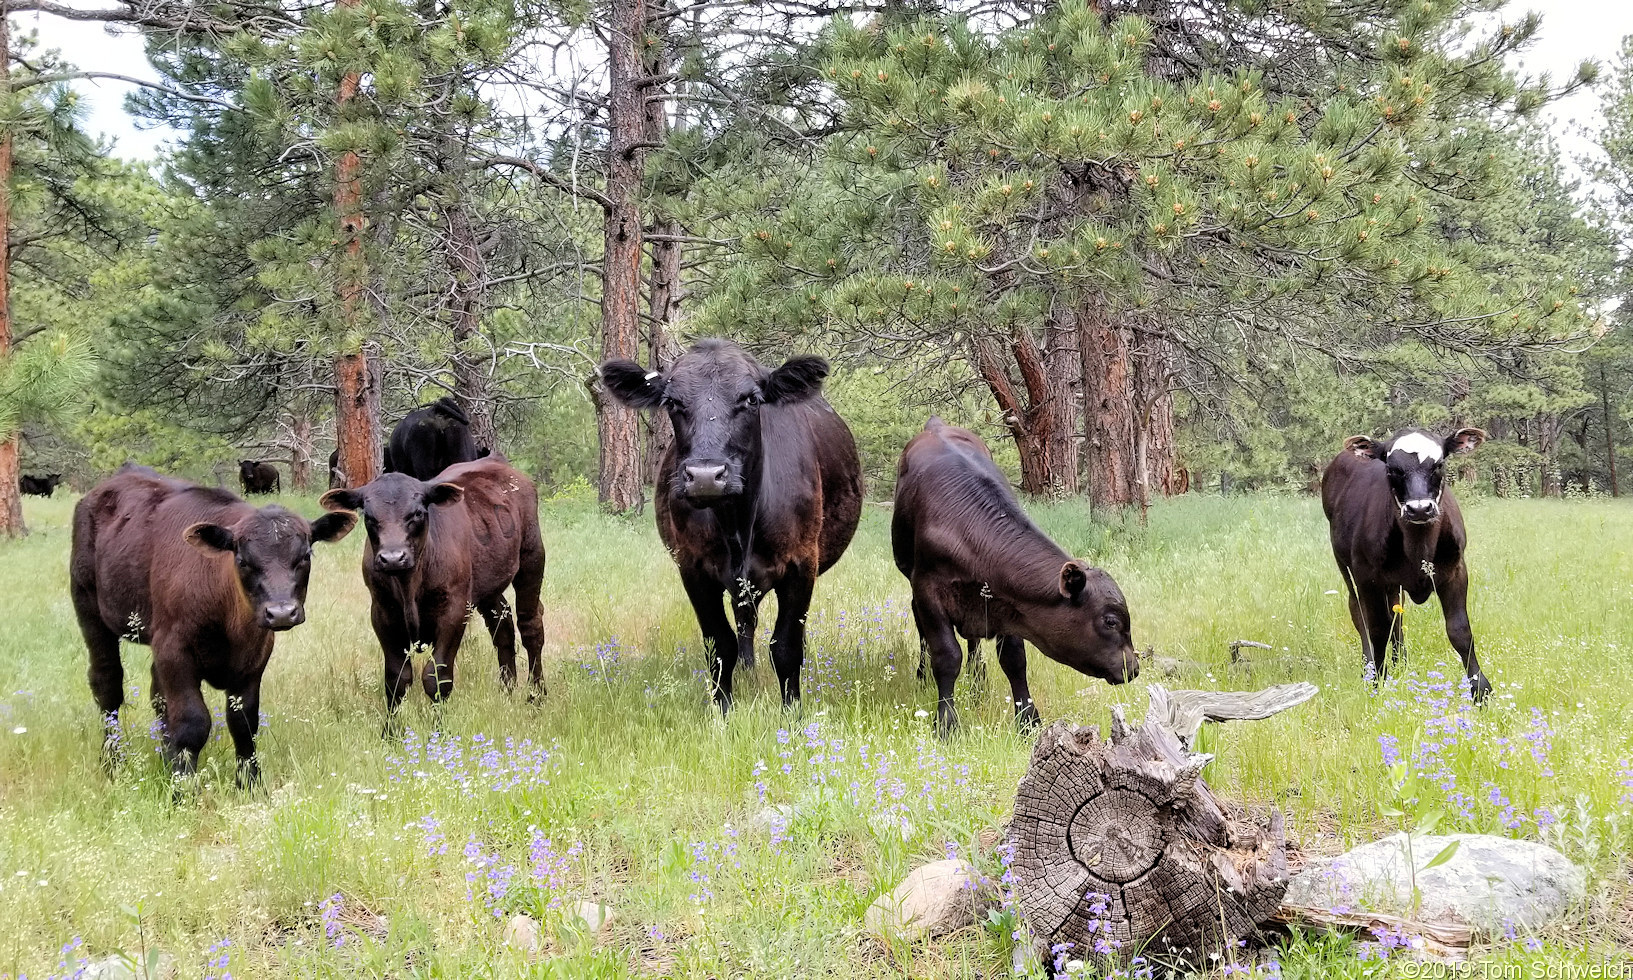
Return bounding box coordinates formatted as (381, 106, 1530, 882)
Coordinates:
(2, 490, 1630, 978)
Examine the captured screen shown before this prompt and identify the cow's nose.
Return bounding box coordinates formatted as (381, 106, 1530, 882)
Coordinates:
(376, 548, 413, 572)
(684, 464, 729, 498)
(1402, 500, 1438, 523)
(262, 601, 303, 631)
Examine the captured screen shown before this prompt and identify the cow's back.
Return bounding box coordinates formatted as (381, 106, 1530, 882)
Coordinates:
(760, 397, 862, 573)
(431, 457, 541, 599)
(893, 420, 1018, 579)
(72, 471, 247, 640)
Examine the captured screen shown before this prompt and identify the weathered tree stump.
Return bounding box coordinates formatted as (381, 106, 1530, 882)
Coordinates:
(1010, 708, 1292, 971)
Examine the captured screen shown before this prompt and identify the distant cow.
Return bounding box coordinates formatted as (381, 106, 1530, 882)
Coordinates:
(70, 466, 355, 783)
(238, 460, 280, 495)
(384, 397, 489, 481)
(1322, 427, 1491, 701)
(600, 340, 863, 713)
(893, 418, 1137, 734)
(321, 457, 546, 711)
(19, 473, 63, 497)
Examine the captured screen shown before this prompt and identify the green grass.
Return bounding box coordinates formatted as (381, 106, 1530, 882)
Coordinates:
(1, 489, 1630, 978)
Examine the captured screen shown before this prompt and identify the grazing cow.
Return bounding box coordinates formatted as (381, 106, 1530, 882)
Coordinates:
(893, 418, 1138, 734)
(1322, 427, 1491, 701)
(19, 473, 63, 497)
(384, 397, 488, 481)
(238, 460, 280, 495)
(599, 340, 863, 713)
(320, 457, 546, 711)
(70, 466, 355, 783)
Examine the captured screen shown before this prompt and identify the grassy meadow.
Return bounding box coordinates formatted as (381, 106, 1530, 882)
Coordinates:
(1, 488, 1631, 978)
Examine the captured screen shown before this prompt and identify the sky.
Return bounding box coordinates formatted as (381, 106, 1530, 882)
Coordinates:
(20, 1, 1633, 170)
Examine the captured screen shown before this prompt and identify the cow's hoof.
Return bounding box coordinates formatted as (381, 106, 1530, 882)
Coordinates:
(1469, 673, 1493, 705)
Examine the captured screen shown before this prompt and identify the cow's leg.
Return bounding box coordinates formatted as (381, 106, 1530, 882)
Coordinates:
(225, 678, 263, 789)
(1436, 563, 1491, 703)
(911, 593, 963, 737)
(422, 604, 470, 703)
(1354, 585, 1394, 684)
(151, 637, 209, 779)
(996, 634, 1038, 730)
(477, 596, 518, 692)
(512, 530, 548, 700)
(966, 636, 988, 689)
(681, 571, 737, 714)
(769, 567, 815, 708)
(76, 606, 125, 768)
(731, 582, 760, 671)
(372, 604, 415, 720)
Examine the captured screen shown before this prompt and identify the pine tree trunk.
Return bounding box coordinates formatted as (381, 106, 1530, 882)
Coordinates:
(330, 0, 381, 489)
(0, 6, 23, 538)
(1080, 304, 1137, 510)
(289, 413, 314, 492)
(597, 0, 648, 514)
(643, 5, 681, 487)
(974, 337, 1055, 496)
(1538, 413, 1562, 497)
(445, 201, 497, 450)
(1043, 315, 1081, 496)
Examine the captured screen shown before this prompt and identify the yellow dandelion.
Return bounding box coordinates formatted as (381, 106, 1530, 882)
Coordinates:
(1391, 603, 1404, 615)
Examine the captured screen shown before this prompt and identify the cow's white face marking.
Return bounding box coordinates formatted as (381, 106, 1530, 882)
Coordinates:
(1390, 432, 1442, 464)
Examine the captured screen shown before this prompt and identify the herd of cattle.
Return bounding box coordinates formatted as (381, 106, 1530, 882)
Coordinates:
(46, 339, 1492, 785)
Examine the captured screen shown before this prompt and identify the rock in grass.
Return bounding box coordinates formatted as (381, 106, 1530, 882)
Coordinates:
(572, 900, 615, 934)
(1285, 833, 1584, 936)
(503, 913, 543, 955)
(864, 859, 997, 942)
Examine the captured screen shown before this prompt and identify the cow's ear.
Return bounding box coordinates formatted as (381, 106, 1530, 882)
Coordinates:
(1059, 560, 1089, 601)
(424, 482, 464, 507)
(764, 355, 829, 404)
(184, 523, 236, 554)
(320, 488, 363, 513)
(309, 511, 357, 544)
(599, 360, 666, 409)
(1445, 427, 1486, 456)
(1343, 435, 1383, 460)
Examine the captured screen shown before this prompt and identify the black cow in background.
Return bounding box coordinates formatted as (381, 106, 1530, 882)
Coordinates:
(385, 397, 489, 480)
(328, 450, 346, 490)
(1322, 427, 1491, 701)
(599, 339, 864, 714)
(238, 460, 280, 495)
(19, 474, 63, 497)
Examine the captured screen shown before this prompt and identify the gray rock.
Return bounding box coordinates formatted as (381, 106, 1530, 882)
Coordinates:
(503, 913, 543, 956)
(572, 900, 614, 933)
(1285, 833, 1584, 936)
(748, 803, 797, 834)
(864, 858, 998, 942)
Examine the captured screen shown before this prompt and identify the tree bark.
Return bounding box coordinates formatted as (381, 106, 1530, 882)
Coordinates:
(0, 1, 23, 537)
(596, 0, 648, 514)
(445, 200, 497, 450)
(643, 0, 681, 486)
(1537, 413, 1562, 498)
(289, 412, 314, 492)
(1043, 314, 1081, 496)
(974, 336, 1053, 495)
(329, 0, 380, 489)
(1602, 365, 1620, 498)
(1080, 304, 1136, 510)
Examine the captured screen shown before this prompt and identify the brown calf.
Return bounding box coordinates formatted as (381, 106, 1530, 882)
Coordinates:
(321, 456, 546, 711)
(71, 465, 355, 783)
(892, 419, 1137, 735)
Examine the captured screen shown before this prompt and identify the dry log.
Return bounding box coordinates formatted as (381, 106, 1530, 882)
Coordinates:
(1010, 709, 1292, 972)
(1146, 682, 1319, 749)
(1272, 903, 1473, 961)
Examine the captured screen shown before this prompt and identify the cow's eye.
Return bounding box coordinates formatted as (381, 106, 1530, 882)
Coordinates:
(738, 391, 761, 407)
(1101, 614, 1121, 631)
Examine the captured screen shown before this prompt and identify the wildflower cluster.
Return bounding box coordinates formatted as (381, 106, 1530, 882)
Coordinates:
(528, 832, 584, 911)
(797, 601, 913, 700)
(203, 937, 233, 980)
(456, 828, 585, 919)
(575, 638, 624, 681)
(384, 729, 560, 796)
(319, 894, 345, 948)
(1356, 922, 1425, 961)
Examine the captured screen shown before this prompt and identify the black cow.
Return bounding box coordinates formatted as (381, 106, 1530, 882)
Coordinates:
(1322, 427, 1491, 701)
(238, 460, 280, 495)
(385, 397, 488, 481)
(320, 457, 547, 711)
(894, 418, 1137, 734)
(71, 465, 355, 782)
(599, 340, 864, 713)
(19, 474, 63, 497)
(328, 449, 347, 490)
